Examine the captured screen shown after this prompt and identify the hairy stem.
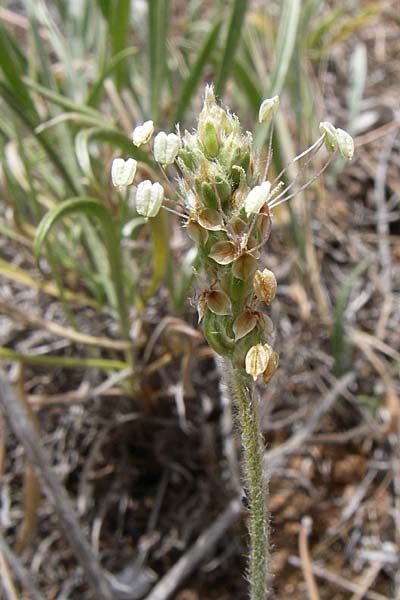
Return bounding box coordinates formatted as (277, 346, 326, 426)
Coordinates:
(226, 360, 271, 599)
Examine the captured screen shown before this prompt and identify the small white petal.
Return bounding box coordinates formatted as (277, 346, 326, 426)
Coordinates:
(335, 128, 354, 160)
(259, 96, 279, 123)
(154, 132, 181, 165)
(132, 120, 154, 146)
(111, 158, 137, 187)
(244, 181, 271, 217)
(135, 180, 164, 218)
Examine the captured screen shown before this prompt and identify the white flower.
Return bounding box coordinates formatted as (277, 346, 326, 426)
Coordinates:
(335, 128, 354, 160)
(111, 158, 137, 187)
(319, 121, 354, 159)
(135, 180, 164, 218)
(259, 96, 279, 123)
(132, 120, 154, 146)
(244, 181, 271, 217)
(154, 131, 181, 165)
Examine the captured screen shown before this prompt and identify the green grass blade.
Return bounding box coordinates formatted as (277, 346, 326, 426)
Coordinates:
(34, 197, 131, 356)
(254, 0, 301, 150)
(109, 0, 131, 90)
(34, 197, 111, 262)
(0, 22, 36, 117)
(332, 258, 370, 375)
(22, 78, 102, 119)
(87, 47, 137, 107)
(148, 0, 170, 119)
(0, 346, 128, 371)
(233, 60, 262, 113)
(214, 0, 249, 98)
(174, 20, 221, 125)
(0, 81, 78, 195)
(269, 0, 301, 95)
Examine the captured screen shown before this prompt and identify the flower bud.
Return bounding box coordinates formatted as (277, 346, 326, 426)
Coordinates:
(259, 95, 280, 123)
(111, 158, 137, 187)
(135, 180, 164, 217)
(253, 268, 277, 304)
(201, 118, 220, 158)
(244, 181, 271, 217)
(132, 120, 154, 146)
(319, 121, 338, 151)
(245, 343, 272, 381)
(335, 128, 354, 160)
(154, 131, 181, 165)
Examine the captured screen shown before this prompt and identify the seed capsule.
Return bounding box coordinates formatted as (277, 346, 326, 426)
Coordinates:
(132, 120, 154, 146)
(111, 158, 137, 187)
(245, 343, 272, 381)
(253, 268, 277, 304)
(263, 351, 279, 384)
(153, 132, 181, 165)
(135, 180, 164, 218)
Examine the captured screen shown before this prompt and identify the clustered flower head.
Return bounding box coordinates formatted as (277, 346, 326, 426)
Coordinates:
(111, 85, 354, 383)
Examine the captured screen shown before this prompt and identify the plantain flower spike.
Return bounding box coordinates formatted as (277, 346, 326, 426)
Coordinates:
(109, 84, 351, 384)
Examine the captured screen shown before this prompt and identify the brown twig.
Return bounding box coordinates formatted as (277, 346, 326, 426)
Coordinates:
(0, 372, 114, 600)
(0, 529, 45, 600)
(289, 556, 390, 600)
(298, 517, 320, 600)
(264, 372, 356, 472)
(144, 498, 242, 600)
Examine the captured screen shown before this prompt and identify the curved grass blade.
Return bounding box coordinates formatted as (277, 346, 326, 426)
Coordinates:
(87, 47, 137, 107)
(34, 198, 131, 359)
(214, 0, 249, 98)
(0, 81, 78, 195)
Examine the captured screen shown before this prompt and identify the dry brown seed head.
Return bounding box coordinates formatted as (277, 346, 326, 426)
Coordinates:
(253, 268, 277, 304)
(263, 351, 279, 384)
